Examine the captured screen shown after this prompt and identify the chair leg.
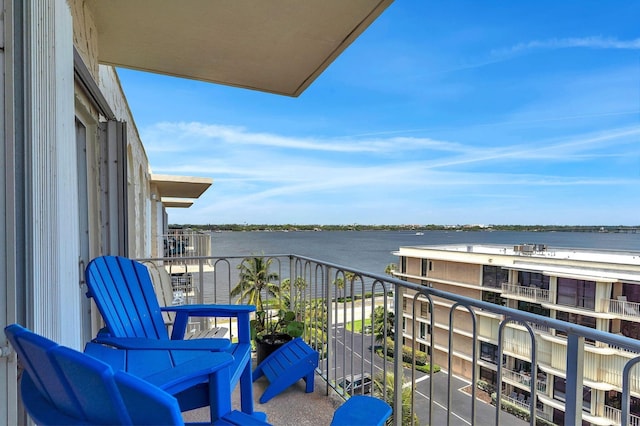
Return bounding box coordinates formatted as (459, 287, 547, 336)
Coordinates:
(240, 363, 253, 413)
(304, 371, 314, 393)
(208, 365, 232, 423)
(240, 362, 268, 420)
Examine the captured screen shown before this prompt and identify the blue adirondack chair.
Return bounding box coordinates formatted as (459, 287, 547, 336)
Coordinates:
(4, 324, 271, 425)
(84, 256, 261, 420)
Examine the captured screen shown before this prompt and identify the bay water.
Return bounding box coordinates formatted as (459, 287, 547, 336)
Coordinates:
(211, 230, 640, 277)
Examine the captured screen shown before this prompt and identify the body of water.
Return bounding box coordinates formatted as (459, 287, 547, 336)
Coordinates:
(211, 230, 640, 276)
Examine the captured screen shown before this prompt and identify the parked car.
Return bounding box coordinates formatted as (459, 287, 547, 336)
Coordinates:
(338, 373, 372, 394)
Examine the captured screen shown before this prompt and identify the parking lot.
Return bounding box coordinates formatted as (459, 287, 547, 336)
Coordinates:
(332, 326, 528, 425)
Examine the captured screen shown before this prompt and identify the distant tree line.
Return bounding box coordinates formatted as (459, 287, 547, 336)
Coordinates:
(170, 223, 639, 233)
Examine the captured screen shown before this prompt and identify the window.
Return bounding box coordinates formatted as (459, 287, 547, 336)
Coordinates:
(553, 378, 591, 410)
(514, 359, 531, 373)
(518, 301, 550, 317)
(421, 301, 430, 315)
(419, 322, 427, 339)
(480, 342, 499, 364)
(479, 367, 498, 388)
(421, 259, 429, 276)
(556, 311, 596, 342)
(483, 291, 506, 306)
(483, 265, 508, 288)
(556, 278, 595, 309)
(622, 283, 640, 303)
(518, 271, 550, 290)
(620, 321, 640, 340)
(556, 311, 596, 328)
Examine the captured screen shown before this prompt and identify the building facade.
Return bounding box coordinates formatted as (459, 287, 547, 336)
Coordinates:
(395, 243, 640, 425)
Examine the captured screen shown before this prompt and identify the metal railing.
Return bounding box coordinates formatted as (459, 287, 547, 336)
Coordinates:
(609, 298, 640, 320)
(138, 254, 640, 426)
(503, 368, 547, 393)
(501, 283, 552, 303)
(604, 404, 640, 426)
(162, 230, 212, 261)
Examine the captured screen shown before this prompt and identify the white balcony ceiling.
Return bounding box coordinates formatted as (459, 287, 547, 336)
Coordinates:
(89, 0, 393, 97)
(151, 174, 213, 199)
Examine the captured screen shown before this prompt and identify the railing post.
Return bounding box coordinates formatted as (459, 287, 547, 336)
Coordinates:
(393, 286, 404, 426)
(565, 333, 584, 425)
(621, 356, 640, 426)
(325, 265, 333, 396)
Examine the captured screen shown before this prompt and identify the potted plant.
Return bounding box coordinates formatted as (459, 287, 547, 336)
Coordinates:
(230, 257, 305, 362)
(251, 308, 304, 363)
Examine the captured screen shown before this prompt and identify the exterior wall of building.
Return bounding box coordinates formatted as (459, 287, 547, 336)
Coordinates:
(70, 0, 99, 78)
(1, 1, 162, 421)
(397, 244, 640, 424)
(98, 66, 152, 259)
(429, 260, 481, 285)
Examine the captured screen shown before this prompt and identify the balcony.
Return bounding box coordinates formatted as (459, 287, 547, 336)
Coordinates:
(608, 297, 640, 322)
(503, 368, 547, 394)
(138, 254, 640, 425)
(502, 282, 552, 303)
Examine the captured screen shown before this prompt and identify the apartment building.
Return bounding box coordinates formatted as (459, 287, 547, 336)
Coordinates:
(395, 243, 640, 425)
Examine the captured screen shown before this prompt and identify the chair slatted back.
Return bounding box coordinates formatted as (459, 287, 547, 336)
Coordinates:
(49, 346, 131, 424)
(114, 370, 184, 425)
(4, 324, 80, 418)
(4, 324, 184, 426)
(143, 260, 178, 327)
(85, 256, 168, 339)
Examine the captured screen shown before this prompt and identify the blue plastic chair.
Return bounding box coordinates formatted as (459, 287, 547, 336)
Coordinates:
(4, 324, 270, 425)
(84, 256, 260, 420)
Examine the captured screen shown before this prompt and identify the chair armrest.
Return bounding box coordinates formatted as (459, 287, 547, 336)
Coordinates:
(141, 352, 234, 394)
(163, 305, 255, 341)
(161, 304, 256, 317)
(92, 336, 231, 351)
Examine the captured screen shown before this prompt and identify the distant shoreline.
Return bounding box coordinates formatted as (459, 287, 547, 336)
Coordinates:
(170, 224, 640, 233)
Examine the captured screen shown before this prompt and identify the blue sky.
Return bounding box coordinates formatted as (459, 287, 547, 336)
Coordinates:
(118, 1, 640, 226)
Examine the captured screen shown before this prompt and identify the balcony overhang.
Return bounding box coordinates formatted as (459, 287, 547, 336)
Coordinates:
(88, 0, 394, 97)
(160, 198, 194, 208)
(151, 174, 213, 204)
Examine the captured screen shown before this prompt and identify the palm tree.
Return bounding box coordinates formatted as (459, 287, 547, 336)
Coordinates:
(280, 276, 307, 311)
(333, 271, 356, 293)
(372, 305, 395, 343)
(373, 372, 419, 425)
(384, 263, 397, 276)
(230, 257, 280, 312)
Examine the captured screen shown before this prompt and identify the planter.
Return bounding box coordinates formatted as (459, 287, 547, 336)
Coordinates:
(256, 333, 293, 364)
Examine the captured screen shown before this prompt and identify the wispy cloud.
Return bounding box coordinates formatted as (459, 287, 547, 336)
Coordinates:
(492, 36, 640, 56)
(142, 122, 468, 155)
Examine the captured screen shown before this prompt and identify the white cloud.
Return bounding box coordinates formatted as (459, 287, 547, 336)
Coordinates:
(492, 36, 640, 57)
(142, 122, 467, 155)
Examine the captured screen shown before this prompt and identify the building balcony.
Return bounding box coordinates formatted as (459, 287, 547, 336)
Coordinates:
(137, 254, 640, 425)
(604, 404, 640, 426)
(501, 282, 552, 303)
(503, 368, 548, 394)
(608, 298, 640, 322)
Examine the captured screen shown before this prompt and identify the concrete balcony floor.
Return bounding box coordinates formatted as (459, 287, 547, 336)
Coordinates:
(183, 356, 343, 425)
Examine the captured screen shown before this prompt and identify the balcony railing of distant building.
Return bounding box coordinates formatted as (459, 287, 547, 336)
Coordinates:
(608, 297, 640, 321)
(137, 254, 640, 426)
(605, 404, 640, 426)
(501, 282, 552, 304)
(162, 230, 212, 263)
(161, 230, 213, 295)
(503, 368, 547, 394)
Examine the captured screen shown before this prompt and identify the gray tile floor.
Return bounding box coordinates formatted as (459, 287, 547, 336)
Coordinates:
(183, 363, 343, 426)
